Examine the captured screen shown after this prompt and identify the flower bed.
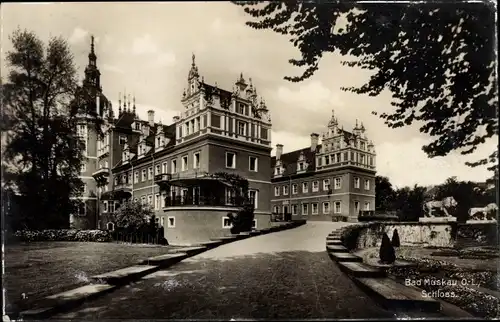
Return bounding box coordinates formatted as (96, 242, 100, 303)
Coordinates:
(13, 229, 112, 242)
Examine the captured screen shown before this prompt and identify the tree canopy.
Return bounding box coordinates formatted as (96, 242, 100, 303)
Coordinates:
(2, 29, 101, 229)
(234, 1, 497, 173)
(113, 200, 155, 231)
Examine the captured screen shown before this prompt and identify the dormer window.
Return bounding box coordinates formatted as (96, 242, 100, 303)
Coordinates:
(122, 151, 127, 162)
(275, 167, 282, 176)
(297, 162, 305, 172)
(156, 137, 161, 148)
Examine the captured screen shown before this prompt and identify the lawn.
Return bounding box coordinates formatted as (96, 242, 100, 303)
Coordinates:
(4, 241, 175, 317)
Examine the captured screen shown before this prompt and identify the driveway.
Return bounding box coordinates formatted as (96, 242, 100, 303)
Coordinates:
(53, 221, 396, 319)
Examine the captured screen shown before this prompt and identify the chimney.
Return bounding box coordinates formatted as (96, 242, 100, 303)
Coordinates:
(310, 133, 319, 152)
(276, 144, 283, 160)
(147, 110, 155, 127)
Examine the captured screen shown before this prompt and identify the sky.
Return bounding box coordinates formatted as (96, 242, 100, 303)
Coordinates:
(1, 2, 496, 189)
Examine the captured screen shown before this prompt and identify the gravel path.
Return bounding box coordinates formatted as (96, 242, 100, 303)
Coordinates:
(53, 222, 396, 320)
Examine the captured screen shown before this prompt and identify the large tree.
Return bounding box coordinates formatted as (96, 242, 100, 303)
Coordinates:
(234, 2, 497, 174)
(375, 176, 396, 212)
(392, 185, 427, 221)
(2, 29, 98, 229)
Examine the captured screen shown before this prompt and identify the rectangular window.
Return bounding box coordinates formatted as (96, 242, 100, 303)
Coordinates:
(354, 177, 360, 189)
(323, 202, 330, 214)
(237, 121, 245, 136)
(160, 217, 165, 227)
(237, 103, 245, 114)
(226, 152, 236, 169)
(312, 181, 319, 192)
(148, 167, 153, 180)
(298, 162, 305, 171)
(292, 184, 298, 194)
(364, 202, 370, 210)
(274, 186, 280, 196)
(364, 179, 370, 190)
(222, 217, 232, 228)
(292, 204, 298, 215)
(335, 201, 341, 214)
(302, 182, 308, 193)
(248, 190, 258, 208)
(141, 196, 146, 205)
(103, 201, 108, 212)
(141, 169, 147, 182)
(168, 216, 175, 228)
(162, 162, 168, 174)
(249, 156, 258, 172)
(335, 178, 342, 189)
(193, 152, 200, 169)
(148, 195, 153, 206)
(119, 135, 126, 145)
(211, 114, 221, 128)
(323, 179, 330, 191)
(171, 159, 177, 173)
(252, 219, 257, 229)
(302, 203, 308, 215)
(134, 171, 139, 183)
(354, 201, 360, 214)
(155, 194, 160, 210)
(283, 185, 289, 195)
(128, 172, 132, 184)
(312, 203, 319, 215)
(155, 164, 161, 175)
(324, 155, 330, 165)
(273, 205, 280, 214)
(161, 192, 167, 208)
(81, 163, 86, 173)
(182, 155, 188, 171)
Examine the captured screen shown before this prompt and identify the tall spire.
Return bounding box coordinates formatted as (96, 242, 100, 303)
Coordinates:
(118, 92, 122, 115)
(83, 35, 100, 89)
(188, 52, 199, 80)
(132, 94, 136, 116)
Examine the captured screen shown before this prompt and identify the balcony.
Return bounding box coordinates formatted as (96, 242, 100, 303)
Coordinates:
(155, 173, 172, 183)
(92, 168, 110, 177)
(163, 195, 247, 208)
(115, 182, 132, 193)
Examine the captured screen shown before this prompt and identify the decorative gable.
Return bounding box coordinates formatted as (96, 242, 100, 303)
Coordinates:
(297, 151, 308, 173)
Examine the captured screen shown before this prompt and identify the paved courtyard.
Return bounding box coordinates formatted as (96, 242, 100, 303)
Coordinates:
(53, 222, 397, 320)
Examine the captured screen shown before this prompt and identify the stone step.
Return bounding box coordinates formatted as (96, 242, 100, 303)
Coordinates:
(329, 252, 363, 262)
(20, 284, 117, 319)
(338, 262, 387, 278)
(211, 236, 237, 243)
(249, 230, 262, 236)
(326, 239, 343, 246)
(139, 252, 188, 266)
(327, 234, 341, 239)
(167, 246, 207, 256)
(355, 277, 441, 312)
(198, 240, 224, 248)
(326, 245, 349, 253)
(91, 265, 159, 285)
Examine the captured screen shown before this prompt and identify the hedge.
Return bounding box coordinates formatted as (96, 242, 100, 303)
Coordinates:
(13, 229, 112, 242)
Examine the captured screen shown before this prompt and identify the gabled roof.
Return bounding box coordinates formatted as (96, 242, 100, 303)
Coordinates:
(200, 82, 233, 110)
(271, 145, 322, 176)
(112, 121, 176, 169)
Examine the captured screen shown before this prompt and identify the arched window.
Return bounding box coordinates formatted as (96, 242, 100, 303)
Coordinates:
(107, 222, 115, 231)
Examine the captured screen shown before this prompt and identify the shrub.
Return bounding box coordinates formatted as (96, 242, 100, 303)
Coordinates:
(13, 229, 112, 242)
(391, 228, 401, 247)
(229, 203, 255, 234)
(358, 214, 399, 222)
(379, 232, 396, 264)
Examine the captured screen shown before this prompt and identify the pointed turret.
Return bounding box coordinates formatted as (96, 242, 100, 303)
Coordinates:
(235, 72, 248, 92)
(83, 35, 101, 90)
(188, 53, 199, 80)
(328, 109, 338, 128)
(118, 92, 122, 116)
(132, 94, 137, 116)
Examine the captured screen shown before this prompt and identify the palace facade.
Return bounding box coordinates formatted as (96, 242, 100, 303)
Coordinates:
(270, 112, 377, 222)
(72, 36, 377, 243)
(72, 38, 273, 245)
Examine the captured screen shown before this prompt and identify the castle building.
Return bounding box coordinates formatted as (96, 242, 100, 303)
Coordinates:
(72, 38, 274, 245)
(270, 111, 377, 222)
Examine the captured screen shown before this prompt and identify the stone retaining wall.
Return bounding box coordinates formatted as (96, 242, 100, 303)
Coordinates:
(341, 221, 498, 251)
